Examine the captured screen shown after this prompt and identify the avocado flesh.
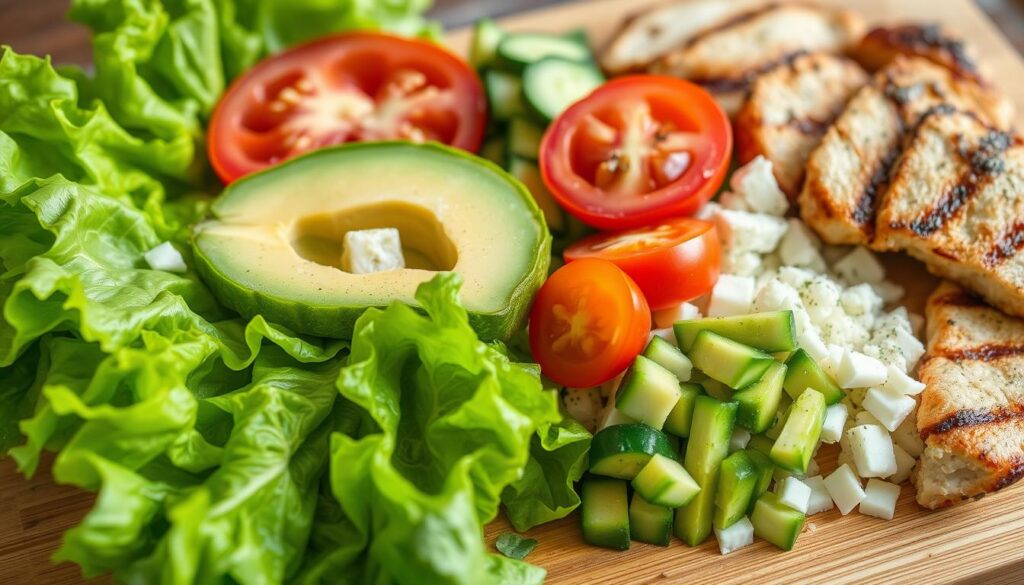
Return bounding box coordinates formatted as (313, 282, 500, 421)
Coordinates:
(193, 142, 551, 340)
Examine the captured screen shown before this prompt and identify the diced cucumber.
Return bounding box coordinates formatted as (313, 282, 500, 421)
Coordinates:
(522, 57, 604, 123)
(616, 355, 683, 430)
(484, 69, 526, 120)
(783, 349, 844, 405)
(507, 156, 566, 233)
(666, 433, 683, 456)
(495, 33, 592, 72)
(732, 361, 787, 433)
(643, 336, 693, 381)
(699, 377, 733, 402)
(745, 449, 775, 498)
(470, 19, 505, 68)
(507, 117, 545, 160)
(770, 389, 826, 474)
(589, 423, 677, 480)
(747, 434, 775, 457)
(713, 451, 758, 530)
(562, 28, 590, 49)
(689, 331, 774, 389)
(764, 402, 790, 441)
(750, 492, 805, 551)
(581, 476, 630, 550)
(629, 493, 673, 546)
(480, 137, 506, 166)
(676, 396, 737, 546)
(674, 311, 797, 353)
(663, 383, 701, 437)
(633, 453, 701, 508)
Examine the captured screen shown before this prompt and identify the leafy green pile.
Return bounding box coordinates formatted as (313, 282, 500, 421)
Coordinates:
(0, 1, 588, 583)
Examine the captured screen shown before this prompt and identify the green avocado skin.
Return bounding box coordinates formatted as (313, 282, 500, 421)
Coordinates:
(192, 142, 551, 341)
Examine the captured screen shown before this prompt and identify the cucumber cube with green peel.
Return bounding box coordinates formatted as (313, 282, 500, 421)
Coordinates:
(632, 453, 701, 508)
(675, 396, 737, 546)
(581, 477, 630, 550)
(770, 388, 826, 474)
(589, 423, 677, 480)
(674, 310, 797, 352)
(733, 361, 788, 433)
(663, 382, 702, 437)
(750, 492, 805, 551)
(615, 355, 683, 430)
(713, 451, 759, 530)
(688, 331, 775, 389)
(629, 493, 673, 546)
(783, 349, 844, 404)
(643, 336, 693, 381)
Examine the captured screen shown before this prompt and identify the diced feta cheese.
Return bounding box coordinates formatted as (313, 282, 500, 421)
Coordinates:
(753, 278, 802, 313)
(837, 444, 861, 478)
(714, 516, 755, 555)
(729, 156, 790, 216)
(723, 250, 764, 276)
(144, 242, 188, 273)
(653, 302, 701, 329)
(833, 247, 885, 284)
(695, 202, 721, 221)
(891, 411, 924, 458)
(862, 387, 916, 432)
(778, 266, 816, 288)
(778, 219, 826, 269)
(859, 479, 901, 520)
(845, 387, 869, 410)
(341, 228, 405, 274)
(800, 276, 842, 323)
(824, 464, 866, 515)
(840, 283, 883, 318)
(818, 310, 872, 350)
(881, 365, 926, 395)
(708, 274, 756, 317)
(836, 349, 888, 389)
(792, 308, 829, 361)
(862, 343, 908, 374)
(715, 209, 789, 254)
(822, 344, 846, 380)
(717, 190, 751, 211)
(822, 244, 850, 265)
(777, 477, 812, 513)
(803, 476, 835, 515)
(871, 280, 906, 304)
(847, 424, 897, 478)
(729, 427, 751, 452)
(888, 443, 917, 484)
(892, 326, 925, 370)
(820, 403, 849, 443)
(650, 327, 677, 344)
(854, 409, 885, 428)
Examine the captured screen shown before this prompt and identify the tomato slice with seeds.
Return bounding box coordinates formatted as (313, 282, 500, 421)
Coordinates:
(564, 217, 721, 311)
(208, 32, 487, 183)
(540, 75, 732, 230)
(529, 258, 651, 388)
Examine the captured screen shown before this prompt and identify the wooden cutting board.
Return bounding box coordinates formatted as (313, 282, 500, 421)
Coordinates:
(3, 1, 1024, 584)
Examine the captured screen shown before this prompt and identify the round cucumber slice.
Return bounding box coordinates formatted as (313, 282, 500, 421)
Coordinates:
(522, 57, 604, 123)
(589, 424, 676, 480)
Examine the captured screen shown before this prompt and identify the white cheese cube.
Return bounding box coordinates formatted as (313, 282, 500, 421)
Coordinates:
(801, 276, 842, 323)
(715, 209, 788, 254)
(891, 412, 924, 458)
(341, 228, 405, 274)
(833, 247, 885, 284)
(650, 327, 677, 344)
(718, 190, 751, 211)
(892, 326, 926, 370)
(872, 280, 906, 304)
(778, 219, 825, 268)
(729, 427, 751, 452)
(854, 409, 885, 428)
(823, 464, 866, 515)
(881, 365, 926, 395)
(791, 307, 829, 362)
(847, 424, 897, 478)
(144, 242, 188, 273)
(862, 387, 916, 432)
(777, 477, 812, 513)
(723, 250, 763, 276)
(778, 266, 816, 288)
(859, 479, 901, 520)
(822, 344, 846, 380)
(653, 302, 701, 329)
(803, 476, 835, 515)
(820, 403, 849, 444)
(840, 283, 883, 318)
(836, 349, 888, 389)
(753, 278, 802, 313)
(730, 156, 789, 216)
(837, 445, 861, 478)
(708, 274, 756, 317)
(861, 343, 908, 375)
(714, 516, 755, 555)
(888, 443, 917, 484)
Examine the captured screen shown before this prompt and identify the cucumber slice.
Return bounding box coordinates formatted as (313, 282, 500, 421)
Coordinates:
(589, 423, 676, 479)
(783, 349, 844, 405)
(713, 451, 758, 530)
(732, 361, 787, 433)
(470, 19, 505, 68)
(629, 493, 673, 546)
(616, 355, 683, 430)
(507, 156, 566, 233)
(699, 377, 733, 402)
(581, 476, 630, 550)
(479, 137, 506, 166)
(674, 311, 797, 353)
(770, 388, 826, 474)
(663, 382, 701, 437)
(689, 331, 774, 389)
(676, 396, 737, 546)
(747, 434, 775, 457)
(750, 492, 805, 551)
(522, 57, 604, 123)
(484, 69, 526, 120)
(496, 33, 592, 72)
(764, 402, 791, 441)
(633, 453, 701, 508)
(643, 336, 693, 381)
(507, 117, 545, 160)
(745, 449, 775, 498)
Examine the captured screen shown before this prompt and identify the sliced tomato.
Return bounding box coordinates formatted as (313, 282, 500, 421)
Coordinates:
(564, 218, 721, 311)
(530, 258, 650, 388)
(540, 75, 731, 230)
(209, 32, 487, 182)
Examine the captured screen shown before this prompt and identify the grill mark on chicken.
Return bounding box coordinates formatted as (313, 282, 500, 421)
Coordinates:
(983, 221, 1024, 267)
(869, 24, 981, 82)
(788, 117, 830, 135)
(683, 2, 781, 49)
(922, 402, 1024, 438)
(993, 459, 1024, 490)
(692, 51, 806, 94)
(933, 289, 984, 306)
(932, 342, 1024, 363)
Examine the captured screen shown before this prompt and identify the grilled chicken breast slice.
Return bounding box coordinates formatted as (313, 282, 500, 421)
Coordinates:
(798, 56, 1015, 246)
(874, 108, 1024, 319)
(850, 23, 988, 83)
(915, 281, 1024, 509)
(649, 3, 865, 116)
(735, 53, 868, 198)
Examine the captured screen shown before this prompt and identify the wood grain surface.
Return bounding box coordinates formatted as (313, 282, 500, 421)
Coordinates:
(3, 0, 1024, 584)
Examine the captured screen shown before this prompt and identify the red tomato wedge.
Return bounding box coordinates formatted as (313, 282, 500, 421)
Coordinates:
(540, 75, 732, 230)
(529, 259, 651, 388)
(564, 218, 721, 311)
(208, 32, 487, 182)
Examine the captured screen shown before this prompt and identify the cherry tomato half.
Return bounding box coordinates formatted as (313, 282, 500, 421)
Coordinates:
(564, 218, 721, 311)
(209, 32, 487, 182)
(540, 75, 732, 230)
(529, 258, 651, 388)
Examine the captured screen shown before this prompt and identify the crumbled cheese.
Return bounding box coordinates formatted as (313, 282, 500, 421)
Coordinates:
(862, 387, 916, 432)
(836, 349, 888, 389)
(840, 283, 883, 318)
(847, 424, 897, 478)
(341, 228, 405, 274)
(803, 476, 835, 515)
(728, 155, 789, 216)
(144, 242, 188, 273)
(891, 412, 924, 458)
(778, 219, 826, 270)
(717, 190, 751, 211)
(708, 274, 756, 317)
(881, 364, 926, 395)
(753, 278, 802, 313)
(777, 477, 812, 513)
(820, 403, 849, 444)
(888, 443, 917, 484)
(715, 208, 789, 254)
(833, 247, 885, 284)
(859, 479, 901, 520)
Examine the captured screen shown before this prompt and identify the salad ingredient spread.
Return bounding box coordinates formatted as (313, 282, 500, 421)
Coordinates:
(208, 32, 487, 182)
(194, 142, 550, 340)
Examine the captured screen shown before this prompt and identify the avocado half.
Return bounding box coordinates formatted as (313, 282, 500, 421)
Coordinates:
(193, 142, 551, 340)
